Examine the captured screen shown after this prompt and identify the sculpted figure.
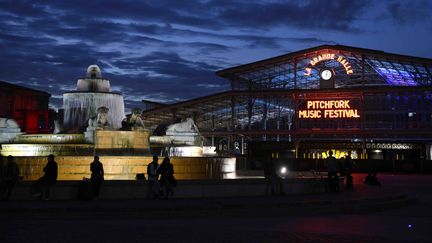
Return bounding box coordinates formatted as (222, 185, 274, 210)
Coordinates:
(88, 107, 111, 130)
(0, 118, 19, 129)
(166, 117, 198, 134)
(53, 120, 63, 134)
(121, 108, 145, 130)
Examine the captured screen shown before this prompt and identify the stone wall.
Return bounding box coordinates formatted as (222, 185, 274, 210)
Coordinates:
(14, 156, 236, 181)
(94, 130, 150, 155)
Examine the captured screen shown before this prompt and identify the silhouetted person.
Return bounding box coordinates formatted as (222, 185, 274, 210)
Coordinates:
(344, 151, 355, 191)
(90, 156, 104, 198)
(2, 155, 20, 201)
(147, 156, 160, 198)
(264, 158, 281, 196)
(0, 155, 4, 199)
(326, 151, 339, 193)
(364, 172, 381, 186)
(158, 157, 176, 199)
(40, 154, 58, 200)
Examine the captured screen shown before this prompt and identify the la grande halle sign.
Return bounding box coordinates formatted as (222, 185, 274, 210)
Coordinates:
(298, 100, 360, 119)
(304, 53, 353, 76)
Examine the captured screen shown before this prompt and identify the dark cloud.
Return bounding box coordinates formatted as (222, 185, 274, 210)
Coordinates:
(181, 42, 232, 53)
(212, 0, 372, 32)
(0, 1, 49, 17)
(2, 0, 371, 32)
(0, 0, 430, 112)
(384, 1, 432, 24)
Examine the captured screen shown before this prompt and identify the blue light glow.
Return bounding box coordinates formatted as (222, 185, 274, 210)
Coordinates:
(376, 67, 417, 86)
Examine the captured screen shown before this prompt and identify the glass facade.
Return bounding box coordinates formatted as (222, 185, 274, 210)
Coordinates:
(142, 45, 432, 164)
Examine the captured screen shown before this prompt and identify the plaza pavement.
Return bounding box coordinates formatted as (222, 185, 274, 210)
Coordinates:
(1, 173, 432, 243)
(0, 174, 416, 219)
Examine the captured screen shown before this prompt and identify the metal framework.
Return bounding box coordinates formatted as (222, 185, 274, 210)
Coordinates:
(217, 45, 432, 90)
(141, 45, 432, 153)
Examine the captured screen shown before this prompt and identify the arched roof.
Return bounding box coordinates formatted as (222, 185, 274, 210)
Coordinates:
(216, 45, 432, 90)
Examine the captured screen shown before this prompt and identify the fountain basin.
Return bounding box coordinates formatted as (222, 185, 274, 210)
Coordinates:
(13, 134, 86, 144)
(0, 144, 94, 156)
(10, 156, 236, 180)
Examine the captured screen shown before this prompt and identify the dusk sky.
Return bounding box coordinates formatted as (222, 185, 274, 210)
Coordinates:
(1, 0, 431, 112)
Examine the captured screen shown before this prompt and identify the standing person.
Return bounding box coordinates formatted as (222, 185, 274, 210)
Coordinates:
(90, 155, 104, 198)
(264, 157, 276, 196)
(41, 154, 58, 200)
(326, 151, 339, 193)
(0, 155, 4, 199)
(2, 155, 20, 201)
(147, 155, 160, 198)
(344, 151, 355, 191)
(158, 157, 176, 199)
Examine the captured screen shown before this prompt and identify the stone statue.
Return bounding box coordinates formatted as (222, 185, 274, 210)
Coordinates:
(166, 117, 199, 134)
(88, 106, 111, 130)
(0, 118, 19, 129)
(149, 117, 202, 146)
(53, 120, 63, 134)
(85, 107, 111, 143)
(0, 118, 22, 143)
(121, 108, 145, 130)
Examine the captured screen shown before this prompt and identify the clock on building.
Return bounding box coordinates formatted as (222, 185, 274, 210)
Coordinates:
(320, 69, 333, 80)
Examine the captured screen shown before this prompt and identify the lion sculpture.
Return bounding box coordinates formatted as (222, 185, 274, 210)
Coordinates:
(166, 117, 198, 134)
(0, 118, 19, 129)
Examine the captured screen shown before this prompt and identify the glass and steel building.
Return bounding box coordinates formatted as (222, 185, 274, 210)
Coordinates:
(142, 45, 432, 170)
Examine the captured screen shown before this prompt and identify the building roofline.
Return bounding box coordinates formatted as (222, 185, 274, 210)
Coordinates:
(216, 44, 432, 78)
(141, 99, 167, 106)
(0, 80, 51, 97)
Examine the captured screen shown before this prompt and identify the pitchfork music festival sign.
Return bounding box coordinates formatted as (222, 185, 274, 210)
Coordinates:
(298, 99, 360, 119)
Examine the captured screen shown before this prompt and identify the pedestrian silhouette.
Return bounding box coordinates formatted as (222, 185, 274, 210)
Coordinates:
(90, 155, 104, 198)
(344, 151, 356, 191)
(2, 155, 20, 201)
(364, 172, 381, 186)
(33, 154, 58, 200)
(264, 158, 277, 196)
(0, 155, 4, 198)
(147, 155, 161, 198)
(326, 151, 340, 193)
(158, 157, 176, 199)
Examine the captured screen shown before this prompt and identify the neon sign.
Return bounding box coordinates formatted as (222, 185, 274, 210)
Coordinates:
(298, 100, 360, 119)
(305, 54, 354, 76)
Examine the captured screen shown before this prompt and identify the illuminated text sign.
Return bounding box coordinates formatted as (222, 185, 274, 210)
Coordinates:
(298, 100, 360, 119)
(305, 54, 353, 76)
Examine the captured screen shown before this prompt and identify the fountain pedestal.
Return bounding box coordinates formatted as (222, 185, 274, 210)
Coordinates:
(94, 130, 150, 155)
(0, 128, 22, 143)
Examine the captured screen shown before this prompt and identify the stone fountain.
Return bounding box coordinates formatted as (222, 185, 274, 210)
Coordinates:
(63, 65, 125, 132)
(0, 65, 235, 181)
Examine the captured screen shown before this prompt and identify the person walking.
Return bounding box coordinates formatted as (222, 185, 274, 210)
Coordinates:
(158, 157, 176, 199)
(344, 151, 356, 191)
(147, 155, 160, 198)
(326, 151, 339, 193)
(1, 155, 20, 201)
(40, 154, 58, 200)
(90, 155, 104, 198)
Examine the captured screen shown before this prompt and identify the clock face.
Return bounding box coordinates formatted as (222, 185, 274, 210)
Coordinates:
(320, 69, 333, 80)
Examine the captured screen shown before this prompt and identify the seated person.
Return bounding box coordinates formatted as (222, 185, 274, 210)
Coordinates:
(364, 172, 381, 186)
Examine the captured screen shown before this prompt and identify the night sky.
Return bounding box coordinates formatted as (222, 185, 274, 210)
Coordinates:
(1, 0, 431, 112)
